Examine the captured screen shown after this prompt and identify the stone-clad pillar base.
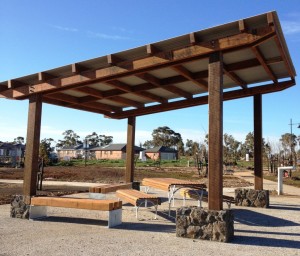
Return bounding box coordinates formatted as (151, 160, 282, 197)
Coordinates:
(10, 195, 30, 219)
(176, 207, 234, 243)
(235, 188, 269, 208)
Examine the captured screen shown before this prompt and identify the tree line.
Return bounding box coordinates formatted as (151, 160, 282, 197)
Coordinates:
(6, 125, 300, 166)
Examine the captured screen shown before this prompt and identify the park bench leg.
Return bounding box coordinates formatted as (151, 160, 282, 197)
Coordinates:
(107, 209, 122, 228)
(29, 205, 47, 220)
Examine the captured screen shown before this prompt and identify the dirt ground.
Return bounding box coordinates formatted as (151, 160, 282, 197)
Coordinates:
(0, 165, 252, 205)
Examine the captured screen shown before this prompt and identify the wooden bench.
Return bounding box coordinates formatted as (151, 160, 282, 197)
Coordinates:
(116, 189, 161, 219)
(89, 183, 133, 193)
(180, 189, 235, 208)
(29, 196, 122, 228)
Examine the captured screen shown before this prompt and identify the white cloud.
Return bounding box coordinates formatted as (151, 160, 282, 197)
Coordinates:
(87, 31, 131, 40)
(50, 25, 78, 32)
(281, 20, 300, 35)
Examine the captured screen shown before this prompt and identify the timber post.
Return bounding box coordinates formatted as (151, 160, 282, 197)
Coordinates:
(125, 116, 136, 183)
(23, 94, 43, 204)
(208, 51, 224, 211)
(254, 94, 263, 190)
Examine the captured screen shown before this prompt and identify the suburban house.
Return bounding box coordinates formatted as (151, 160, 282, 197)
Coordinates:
(145, 146, 178, 160)
(0, 142, 25, 166)
(90, 143, 145, 160)
(57, 143, 145, 160)
(57, 145, 87, 160)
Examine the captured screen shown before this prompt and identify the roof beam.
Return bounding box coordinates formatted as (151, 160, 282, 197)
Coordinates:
(252, 46, 277, 82)
(38, 72, 57, 82)
(137, 73, 193, 99)
(108, 96, 144, 108)
(223, 64, 247, 89)
(172, 65, 208, 90)
(8, 80, 28, 89)
(2, 27, 276, 100)
(110, 79, 295, 119)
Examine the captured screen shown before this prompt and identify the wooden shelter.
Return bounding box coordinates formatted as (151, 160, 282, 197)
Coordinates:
(0, 11, 296, 209)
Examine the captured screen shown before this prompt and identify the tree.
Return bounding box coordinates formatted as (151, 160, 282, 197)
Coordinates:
(280, 132, 297, 165)
(244, 132, 254, 158)
(99, 135, 113, 146)
(185, 139, 200, 156)
(223, 133, 240, 164)
(56, 130, 82, 148)
(39, 138, 54, 165)
(151, 126, 183, 148)
(13, 136, 24, 144)
(143, 140, 154, 149)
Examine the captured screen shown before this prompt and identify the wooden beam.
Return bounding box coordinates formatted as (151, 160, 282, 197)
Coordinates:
(109, 96, 144, 108)
(103, 79, 295, 119)
(105, 80, 133, 92)
(23, 94, 43, 204)
(107, 54, 124, 65)
(137, 73, 193, 99)
(223, 64, 247, 89)
(38, 72, 57, 82)
(125, 116, 136, 182)
(208, 52, 223, 211)
(252, 46, 277, 83)
(254, 94, 263, 190)
(74, 87, 104, 98)
(239, 19, 246, 32)
(273, 36, 296, 78)
(8, 80, 27, 89)
(71, 63, 89, 74)
(146, 44, 160, 55)
(5, 28, 276, 100)
(172, 65, 208, 90)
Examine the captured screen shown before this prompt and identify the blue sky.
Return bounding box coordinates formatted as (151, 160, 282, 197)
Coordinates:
(0, 1, 299, 148)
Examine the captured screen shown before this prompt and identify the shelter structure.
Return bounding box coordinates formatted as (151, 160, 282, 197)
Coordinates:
(0, 11, 296, 211)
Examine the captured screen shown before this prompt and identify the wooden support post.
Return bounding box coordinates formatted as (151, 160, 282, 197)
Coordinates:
(254, 94, 263, 190)
(125, 116, 136, 183)
(208, 52, 223, 211)
(23, 94, 43, 204)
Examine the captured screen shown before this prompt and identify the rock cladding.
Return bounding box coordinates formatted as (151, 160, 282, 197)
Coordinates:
(176, 206, 234, 242)
(235, 188, 269, 208)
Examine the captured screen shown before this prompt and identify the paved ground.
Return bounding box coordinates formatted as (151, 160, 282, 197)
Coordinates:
(0, 173, 299, 256)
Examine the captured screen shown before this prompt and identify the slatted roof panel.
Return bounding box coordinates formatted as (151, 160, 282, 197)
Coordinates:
(0, 11, 296, 119)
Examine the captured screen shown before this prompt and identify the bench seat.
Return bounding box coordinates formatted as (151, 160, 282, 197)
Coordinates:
(116, 189, 161, 219)
(29, 196, 122, 228)
(89, 183, 132, 194)
(180, 189, 235, 208)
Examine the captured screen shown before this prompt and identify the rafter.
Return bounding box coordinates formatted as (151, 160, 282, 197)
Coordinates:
(223, 64, 247, 89)
(110, 79, 295, 119)
(108, 96, 144, 108)
(136, 73, 192, 99)
(252, 46, 277, 82)
(1, 27, 276, 100)
(172, 65, 208, 90)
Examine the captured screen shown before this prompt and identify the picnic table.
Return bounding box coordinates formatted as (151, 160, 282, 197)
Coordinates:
(142, 178, 206, 215)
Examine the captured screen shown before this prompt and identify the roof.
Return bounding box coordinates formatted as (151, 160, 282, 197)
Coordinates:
(0, 11, 296, 119)
(91, 143, 144, 152)
(145, 146, 177, 153)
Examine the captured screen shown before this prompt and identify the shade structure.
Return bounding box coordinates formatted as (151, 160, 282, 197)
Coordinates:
(0, 11, 296, 209)
(0, 11, 296, 118)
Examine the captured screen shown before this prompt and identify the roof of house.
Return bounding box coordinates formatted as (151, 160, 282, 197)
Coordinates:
(90, 143, 144, 152)
(145, 146, 177, 153)
(0, 143, 25, 150)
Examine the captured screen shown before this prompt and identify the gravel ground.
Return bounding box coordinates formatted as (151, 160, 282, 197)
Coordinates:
(0, 184, 300, 256)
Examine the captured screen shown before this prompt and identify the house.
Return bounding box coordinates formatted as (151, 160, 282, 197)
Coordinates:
(0, 142, 25, 167)
(57, 145, 86, 160)
(145, 146, 178, 160)
(90, 144, 144, 160)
